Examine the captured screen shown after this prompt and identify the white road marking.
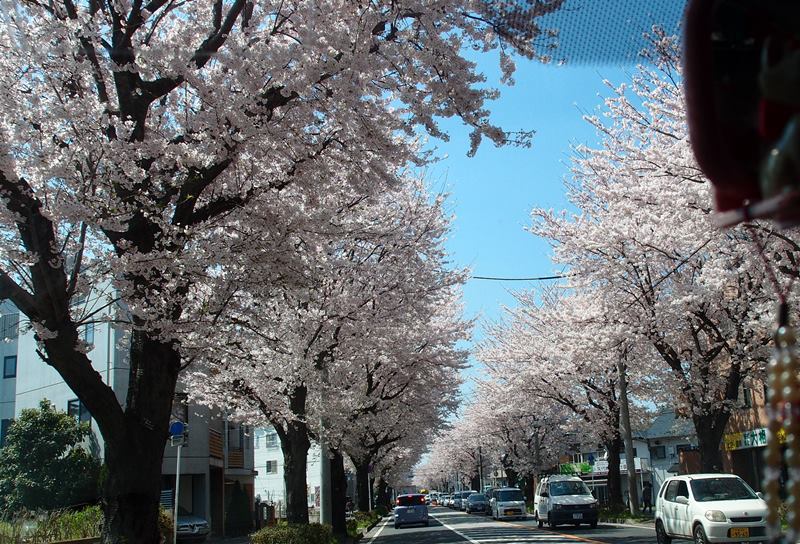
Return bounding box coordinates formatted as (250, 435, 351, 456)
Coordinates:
(431, 514, 483, 544)
(363, 517, 390, 544)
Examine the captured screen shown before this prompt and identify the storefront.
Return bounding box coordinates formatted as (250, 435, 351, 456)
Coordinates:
(722, 427, 781, 492)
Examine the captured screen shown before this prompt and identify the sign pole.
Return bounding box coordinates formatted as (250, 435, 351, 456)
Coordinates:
(168, 420, 187, 544)
(174, 443, 182, 544)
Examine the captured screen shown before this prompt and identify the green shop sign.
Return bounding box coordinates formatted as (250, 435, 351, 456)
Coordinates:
(559, 462, 591, 474)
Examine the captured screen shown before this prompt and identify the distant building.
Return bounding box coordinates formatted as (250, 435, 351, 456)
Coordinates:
(0, 297, 255, 536)
(253, 427, 324, 518)
(637, 410, 698, 491)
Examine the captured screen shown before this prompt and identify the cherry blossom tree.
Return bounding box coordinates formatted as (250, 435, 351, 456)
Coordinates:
(185, 180, 467, 521)
(0, 1, 565, 539)
(479, 289, 638, 507)
(530, 32, 800, 472)
(469, 377, 574, 490)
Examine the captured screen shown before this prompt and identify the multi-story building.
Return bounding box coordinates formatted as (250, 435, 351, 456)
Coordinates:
(0, 301, 256, 536)
(253, 427, 323, 518)
(722, 379, 772, 492)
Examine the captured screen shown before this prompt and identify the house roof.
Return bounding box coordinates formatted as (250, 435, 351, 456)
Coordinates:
(639, 410, 696, 440)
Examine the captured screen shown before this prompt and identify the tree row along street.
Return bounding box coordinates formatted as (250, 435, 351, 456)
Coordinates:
(363, 508, 655, 544)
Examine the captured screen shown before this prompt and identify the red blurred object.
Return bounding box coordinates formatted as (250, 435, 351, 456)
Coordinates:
(684, 0, 800, 227)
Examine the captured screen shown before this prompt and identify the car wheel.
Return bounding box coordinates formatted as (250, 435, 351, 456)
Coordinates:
(394, 523, 400, 529)
(590, 521, 597, 529)
(573, 522, 581, 527)
(693, 524, 709, 544)
(425, 520, 430, 527)
(549, 519, 558, 529)
(537, 518, 544, 528)
(656, 520, 671, 544)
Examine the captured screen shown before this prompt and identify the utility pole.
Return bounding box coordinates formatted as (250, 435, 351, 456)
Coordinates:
(617, 352, 640, 515)
(478, 446, 484, 491)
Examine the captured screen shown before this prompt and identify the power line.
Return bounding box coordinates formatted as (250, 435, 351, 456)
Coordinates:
(470, 274, 569, 281)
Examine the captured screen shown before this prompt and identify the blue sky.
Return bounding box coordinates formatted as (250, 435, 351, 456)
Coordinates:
(427, 60, 628, 397)
(423, 0, 687, 401)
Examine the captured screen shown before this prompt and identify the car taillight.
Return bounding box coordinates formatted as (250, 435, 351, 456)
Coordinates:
(396, 499, 401, 505)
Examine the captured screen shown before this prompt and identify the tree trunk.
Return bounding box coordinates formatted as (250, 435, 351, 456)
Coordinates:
(694, 412, 728, 472)
(99, 332, 180, 544)
(330, 450, 348, 538)
(470, 474, 480, 491)
(618, 357, 639, 515)
(355, 459, 371, 511)
(505, 466, 519, 488)
(276, 419, 311, 524)
(376, 478, 390, 510)
(605, 434, 624, 509)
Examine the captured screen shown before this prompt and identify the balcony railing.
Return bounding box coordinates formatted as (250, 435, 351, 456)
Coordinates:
(228, 448, 244, 468)
(209, 429, 223, 459)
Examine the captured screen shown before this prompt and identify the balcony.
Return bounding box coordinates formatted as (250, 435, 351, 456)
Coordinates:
(209, 429, 223, 459)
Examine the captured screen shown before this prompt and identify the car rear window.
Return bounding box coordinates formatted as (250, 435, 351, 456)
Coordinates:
(397, 495, 426, 506)
(469, 494, 486, 501)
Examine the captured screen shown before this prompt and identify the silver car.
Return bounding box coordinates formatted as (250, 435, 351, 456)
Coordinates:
(394, 494, 429, 529)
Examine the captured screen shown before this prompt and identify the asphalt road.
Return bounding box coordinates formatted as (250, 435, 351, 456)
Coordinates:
(363, 507, 657, 544)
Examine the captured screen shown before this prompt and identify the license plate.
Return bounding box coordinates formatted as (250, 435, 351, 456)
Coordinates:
(730, 527, 749, 538)
(572, 513, 583, 520)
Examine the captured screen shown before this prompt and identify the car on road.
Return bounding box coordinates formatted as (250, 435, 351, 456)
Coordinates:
(534, 476, 598, 528)
(176, 507, 210, 543)
(453, 490, 476, 510)
(440, 494, 451, 507)
(394, 494, 429, 529)
(465, 493, 489, 514)
(489, 487, 527, 521)
(654, 474, 767, 544)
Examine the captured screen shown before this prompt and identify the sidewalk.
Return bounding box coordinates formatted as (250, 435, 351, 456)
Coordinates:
(206, 536, 250, 544)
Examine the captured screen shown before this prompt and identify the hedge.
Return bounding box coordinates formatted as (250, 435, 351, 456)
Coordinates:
(250, 523, 336, 544)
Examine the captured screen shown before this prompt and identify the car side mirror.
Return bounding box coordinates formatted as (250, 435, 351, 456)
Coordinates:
(675, 496, 690, 505)
(541, 492, 549, 498)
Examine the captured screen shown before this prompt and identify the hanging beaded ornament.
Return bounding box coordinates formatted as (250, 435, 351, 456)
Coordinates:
(765, 303, 799, 543)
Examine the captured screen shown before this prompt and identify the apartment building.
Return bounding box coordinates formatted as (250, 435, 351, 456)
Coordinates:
(0, 298, 256, 536)
(253, 427, 323, 517)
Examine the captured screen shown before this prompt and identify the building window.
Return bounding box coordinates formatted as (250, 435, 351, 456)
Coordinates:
(83, 323, 95, 346)
(266, 460, 278, 474)
(67, 399, 91, 423)
(1, 314, 18, 340)
(0, 419, 10, 447)
(650, 445, 666, 460)
(265, 433, 278, 449)
(3, 356, 16, 378)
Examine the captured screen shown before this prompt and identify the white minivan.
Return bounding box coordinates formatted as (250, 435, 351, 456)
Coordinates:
(489, 487, 526, 520)
(534, 475, 599, 529)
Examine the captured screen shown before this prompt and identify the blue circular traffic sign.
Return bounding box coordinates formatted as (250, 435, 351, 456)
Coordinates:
(169, 421, 186, 437)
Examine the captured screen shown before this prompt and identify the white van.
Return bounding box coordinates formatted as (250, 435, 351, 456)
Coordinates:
(534, 475, 598, 529)
(489, 487, 527, 520)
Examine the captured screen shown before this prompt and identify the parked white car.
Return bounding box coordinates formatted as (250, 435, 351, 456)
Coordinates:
(534, 475, 598, 529)
(488, 487, 527, 521)
(655, 474, 767, 543)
